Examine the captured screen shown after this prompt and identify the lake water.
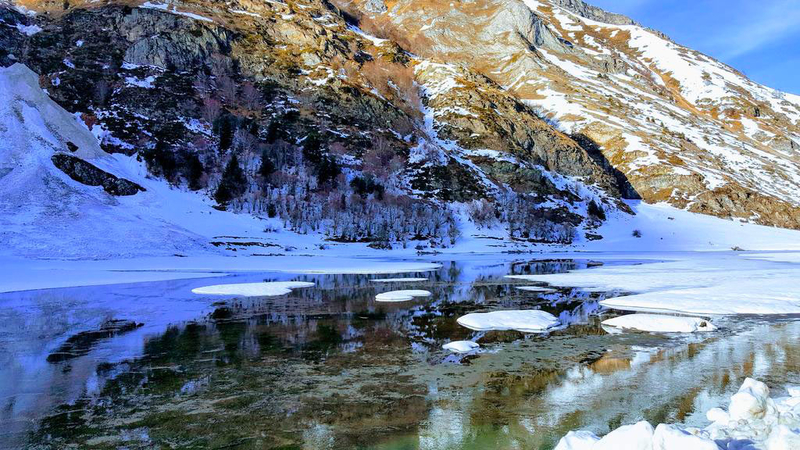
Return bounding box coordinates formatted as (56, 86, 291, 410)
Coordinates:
(2, 256, 800, 449)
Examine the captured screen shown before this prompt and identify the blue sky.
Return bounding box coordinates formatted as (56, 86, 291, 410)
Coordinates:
(588, 0, 800, 95)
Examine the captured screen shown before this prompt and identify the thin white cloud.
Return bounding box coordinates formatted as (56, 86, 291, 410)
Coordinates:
(706, 0, 800, 60)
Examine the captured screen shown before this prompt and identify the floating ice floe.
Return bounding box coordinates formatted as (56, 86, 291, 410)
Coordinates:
(375, 290, 432, 302)
(507, 255, 800, 315)
(515, 286, 556, 292)
(555, 378, 800, 450)
(457, 310, 560, 333)
(442, 341, 479, 354)
(601, 314, 716, 333)
(371, 278, 428, 283)
(191, 281, 314, 297)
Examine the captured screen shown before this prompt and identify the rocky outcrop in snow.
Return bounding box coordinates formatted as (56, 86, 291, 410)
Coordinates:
(51, 153, 144, 196)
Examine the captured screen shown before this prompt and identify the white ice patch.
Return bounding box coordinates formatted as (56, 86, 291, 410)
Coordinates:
(15, 23, 42, 36)
(140, 2, 213, 22)
(601, 314, 716, 333)
(442, 341, 479, 354)
(375, 290, 432, 302)
(371, 278, 428, 283)
(191, 281, 314, 297)
(457, 310, 560, 333)
(125, 75, 156, 89)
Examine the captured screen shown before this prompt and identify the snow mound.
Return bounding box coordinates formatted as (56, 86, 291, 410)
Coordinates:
(375, 290, 432, 302)
(191, 281, 314, 297)
(555, 378, 800, 450)
(457, 310, 560, 332)
(601, 314, 716, 333)
(442, 341, 479, 354)
(371, 278, 428, 283)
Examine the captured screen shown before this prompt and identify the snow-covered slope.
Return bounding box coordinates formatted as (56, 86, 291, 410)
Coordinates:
(0, 63, 268, 259)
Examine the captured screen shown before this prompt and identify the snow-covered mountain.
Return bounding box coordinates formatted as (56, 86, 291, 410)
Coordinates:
(339, 0, 800, 227)
(1, 0, 800, 258)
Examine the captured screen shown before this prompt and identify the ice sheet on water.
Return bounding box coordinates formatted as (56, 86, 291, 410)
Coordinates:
(375, 290, 432, 302)
(442, 341, 479, 354)
(191, 281, 314, 297)
(457, 310, 560, 333)
(602, 314, 716, 333)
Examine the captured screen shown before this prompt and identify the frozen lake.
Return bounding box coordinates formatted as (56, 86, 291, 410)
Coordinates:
(2, 253, 800, 449)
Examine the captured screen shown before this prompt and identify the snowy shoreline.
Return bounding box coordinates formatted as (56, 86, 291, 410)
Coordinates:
(555, 378, 800, 449)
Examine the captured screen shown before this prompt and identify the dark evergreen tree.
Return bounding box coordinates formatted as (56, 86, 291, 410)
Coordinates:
(302, 131, 323, 165)
(215, 115, 234, 153)
(316, 155, 341, 186)
(258, 151, 275, 179)
(214, 154, 247, 204)
(185, 153, 205, 191)
(588, 199, 606, 221)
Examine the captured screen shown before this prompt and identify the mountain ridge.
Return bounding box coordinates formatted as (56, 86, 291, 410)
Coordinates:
(1, 0, 799, 259)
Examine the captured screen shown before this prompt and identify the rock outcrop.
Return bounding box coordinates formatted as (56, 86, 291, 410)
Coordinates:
(51, 153, 144, 196)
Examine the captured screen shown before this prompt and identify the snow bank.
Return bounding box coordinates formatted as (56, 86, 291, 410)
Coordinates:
(191, 281, 314, 297)
(375, 290, 432, 302)
(371, 278, 428, 283)
(511, 252, 800, 315)
(555, 378, 800, 450)
(601, 314, 716, 333)
(442, 341, 479, 354)
(585, 201, 800, 252)
(457, 310, 560, 332)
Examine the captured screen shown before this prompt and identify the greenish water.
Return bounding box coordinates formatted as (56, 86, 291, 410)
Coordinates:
(2, 257, 800, 449)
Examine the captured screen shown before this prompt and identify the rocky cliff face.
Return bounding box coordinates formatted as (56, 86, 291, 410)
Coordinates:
(2, 0, 799, 243)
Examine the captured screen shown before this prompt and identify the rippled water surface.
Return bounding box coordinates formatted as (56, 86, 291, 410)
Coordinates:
(2, 256, 800, 449)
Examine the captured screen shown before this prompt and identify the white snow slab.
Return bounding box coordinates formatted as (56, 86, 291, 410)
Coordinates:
(456, 310, 560, 333)
(514, 286, 556, 292)
(371, 278, 428, 283)
(652, 424, 719, 450)
(375, 290, 432, 302)
(511, 252, 800, 315)
(594, 421, 653, 450)
(554, 430, 599, 450)
(602, 314, 716, 333)
(191, 281, 314, 297)
(442, 341, 479, 354)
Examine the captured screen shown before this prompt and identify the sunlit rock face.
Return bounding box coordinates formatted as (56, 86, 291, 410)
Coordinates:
(337, 0, 800, 228)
